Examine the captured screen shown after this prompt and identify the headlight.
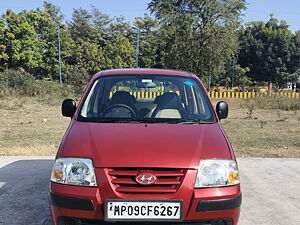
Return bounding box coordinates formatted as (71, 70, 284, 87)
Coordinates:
(51, 158, 97, 186)
(195, 159, 239, 188)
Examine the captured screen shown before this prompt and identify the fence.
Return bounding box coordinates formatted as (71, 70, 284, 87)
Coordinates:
(109, 91, 299, 99)
(109, 91, 181, 99)
(207, 91, 299, 99)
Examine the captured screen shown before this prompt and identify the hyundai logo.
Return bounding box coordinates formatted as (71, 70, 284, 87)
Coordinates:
(135, 172, 157, 185)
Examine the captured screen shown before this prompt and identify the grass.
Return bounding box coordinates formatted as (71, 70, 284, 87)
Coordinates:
(0, 96, 299, 157)
(213, 99, 300, 158)
(0, 96, 74, 156)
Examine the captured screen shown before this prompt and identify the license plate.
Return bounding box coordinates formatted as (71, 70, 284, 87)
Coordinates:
(105, 200, 183, 221)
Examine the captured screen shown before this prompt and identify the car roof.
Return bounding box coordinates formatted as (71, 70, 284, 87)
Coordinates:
(92, 68, 198, 79)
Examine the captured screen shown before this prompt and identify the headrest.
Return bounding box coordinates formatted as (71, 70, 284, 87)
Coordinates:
(110, 91, 136, 105)
(154, 92, 181, 109)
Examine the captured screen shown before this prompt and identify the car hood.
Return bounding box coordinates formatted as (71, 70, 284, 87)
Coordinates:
(60, 121, 232, 168)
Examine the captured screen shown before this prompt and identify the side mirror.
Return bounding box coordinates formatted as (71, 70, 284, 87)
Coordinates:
(216, 101, 228, 120)
(62, 99, 76, 117)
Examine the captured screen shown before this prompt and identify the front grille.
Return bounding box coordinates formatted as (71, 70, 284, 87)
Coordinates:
(108, 168, 186, 194)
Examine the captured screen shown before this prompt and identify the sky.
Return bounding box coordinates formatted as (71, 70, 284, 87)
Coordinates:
(0, 0, 299, 32)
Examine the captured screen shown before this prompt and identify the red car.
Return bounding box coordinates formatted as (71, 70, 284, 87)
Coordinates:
(49, 69, 241, 225)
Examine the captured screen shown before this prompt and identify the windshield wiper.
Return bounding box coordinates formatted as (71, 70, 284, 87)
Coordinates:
(141, 118, 179, 124)
(137, 118, 214, 124)
(92, 118, 214, 124)
(176, 119, 214, 124)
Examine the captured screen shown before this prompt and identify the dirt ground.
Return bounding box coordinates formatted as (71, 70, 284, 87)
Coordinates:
(0, 96, 299, 157)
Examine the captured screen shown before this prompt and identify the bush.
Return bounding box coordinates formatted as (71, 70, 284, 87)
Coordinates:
(0, 69, 38, 95)
(33, 80, 75, 97)
(244, 96, 300, 111)
(0, 73, 8, 94)
(64, 65, 90, 88)
(0, 69, 76, 97)
(244, 99, 255, 118)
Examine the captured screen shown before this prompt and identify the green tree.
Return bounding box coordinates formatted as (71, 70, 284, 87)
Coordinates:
(72, 41, 106, 74)
(3, 9, 44, 73)
(233, 65, 252, 86)
(134, 14, 160, 68)
(108, 16, 134, 41)
(67, 8, 106, 74)
(68, 8, 95, 42)
(148, 0, 246, 85)
(24, 9, 60, 77)
(0, 17, 8, 71)
(1, 8, 65, 78)
(217, 63, 251, 87)
(238, 16, 299, 88)
(104, 36, 135, 69)
(289, 30, 300, 86)
(68, 7, 136, 73)
(43, 1, 64, 24)
(91, 5, 112, 44)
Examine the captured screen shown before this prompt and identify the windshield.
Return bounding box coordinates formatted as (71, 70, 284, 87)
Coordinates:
(78, 75, 216, 123)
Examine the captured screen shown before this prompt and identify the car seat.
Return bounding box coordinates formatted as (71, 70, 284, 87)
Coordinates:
(151, 92, 187, 119)
(103, 91, 138, 117)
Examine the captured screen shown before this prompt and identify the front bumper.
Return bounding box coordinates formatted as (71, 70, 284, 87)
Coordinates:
(49, 182, 241, 225)
(57, 217, 233, 225)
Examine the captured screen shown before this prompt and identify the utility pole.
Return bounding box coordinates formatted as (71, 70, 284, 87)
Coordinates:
(135, 28, 140, 68)
(232, 58, 235, 88)
(58, 27, 62, 84)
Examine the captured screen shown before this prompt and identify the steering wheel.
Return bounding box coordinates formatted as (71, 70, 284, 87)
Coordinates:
(102, 104, 137, 118)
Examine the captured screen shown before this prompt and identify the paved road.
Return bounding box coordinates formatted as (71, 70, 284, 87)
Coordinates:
(0, 156, 53, 225)
(0, 157, 299, 225)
